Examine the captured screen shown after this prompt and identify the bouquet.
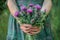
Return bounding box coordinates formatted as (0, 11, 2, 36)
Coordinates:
(14, 4, 47, 40)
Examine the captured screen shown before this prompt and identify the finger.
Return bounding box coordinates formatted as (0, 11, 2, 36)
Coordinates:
(30, 30, 40, 35)
(29, 28, 41, 35)
(23, 29, 30, 33)
(20, 26, 31, 33)
(30, 28, 40, 32)
(31, 28, 40, 33)
(30, 27, 38, 29)
(20, 26, 30, 30)
(23, 29, 33, 34)
(23, 24, 32, 28)
(20, 26, 30, 31)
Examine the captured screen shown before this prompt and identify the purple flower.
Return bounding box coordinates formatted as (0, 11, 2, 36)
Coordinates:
(29, 4, 34, 7)
(34, 4, 41, 10)
(14, 11, 19, 17)
(27, 8, 33, 13)
(20, 5, 27, 11)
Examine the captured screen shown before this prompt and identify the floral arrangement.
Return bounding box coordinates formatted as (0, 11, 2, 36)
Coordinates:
(14, 4, 47, 40)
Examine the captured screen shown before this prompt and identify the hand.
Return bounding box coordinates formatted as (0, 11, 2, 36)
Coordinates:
(20, 24, 32, 34)
(29, 26, 41, 35)
(20, 24, 41, 35)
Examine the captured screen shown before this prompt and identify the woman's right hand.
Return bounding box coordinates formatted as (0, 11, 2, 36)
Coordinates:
(20, 24, 32, 34)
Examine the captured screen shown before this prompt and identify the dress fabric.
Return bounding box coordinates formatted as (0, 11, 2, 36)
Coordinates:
(7, 0, 53, 40)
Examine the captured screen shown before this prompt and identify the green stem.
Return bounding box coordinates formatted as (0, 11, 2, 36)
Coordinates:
(25, 34, 35, 40)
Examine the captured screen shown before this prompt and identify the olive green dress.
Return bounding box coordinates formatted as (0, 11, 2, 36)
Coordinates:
(7, 0, 53, 40)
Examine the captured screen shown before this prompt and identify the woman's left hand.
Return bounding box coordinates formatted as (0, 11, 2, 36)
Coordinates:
(29, 26, 41, 35)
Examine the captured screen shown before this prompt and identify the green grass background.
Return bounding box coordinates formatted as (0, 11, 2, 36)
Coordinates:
(0, 0, 60, 40)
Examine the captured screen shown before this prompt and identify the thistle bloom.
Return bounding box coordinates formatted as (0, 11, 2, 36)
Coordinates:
(14, 11, 19, 17)
(34, 4, 41, 10)
(29, 4, 34, 7)
(27, 8, 33, 13)
(20, 5, 27, 11)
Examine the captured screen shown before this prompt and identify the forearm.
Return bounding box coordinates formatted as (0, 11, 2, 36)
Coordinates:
(7, 0, 19, 19)
(41, 0, 52, 15)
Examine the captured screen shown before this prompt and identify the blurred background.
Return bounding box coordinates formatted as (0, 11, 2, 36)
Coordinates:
(0, 0, 60, 40)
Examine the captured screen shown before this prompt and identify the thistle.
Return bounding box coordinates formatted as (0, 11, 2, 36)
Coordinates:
(14, 11, 19, 17)
(20, 5, 27, 11)
(34, 4, 41, 10)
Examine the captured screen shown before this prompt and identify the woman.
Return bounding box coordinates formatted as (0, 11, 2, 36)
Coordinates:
(7, 0, 53, 40)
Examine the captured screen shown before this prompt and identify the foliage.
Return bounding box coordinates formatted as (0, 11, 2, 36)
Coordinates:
(0, 0, 7, 14)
